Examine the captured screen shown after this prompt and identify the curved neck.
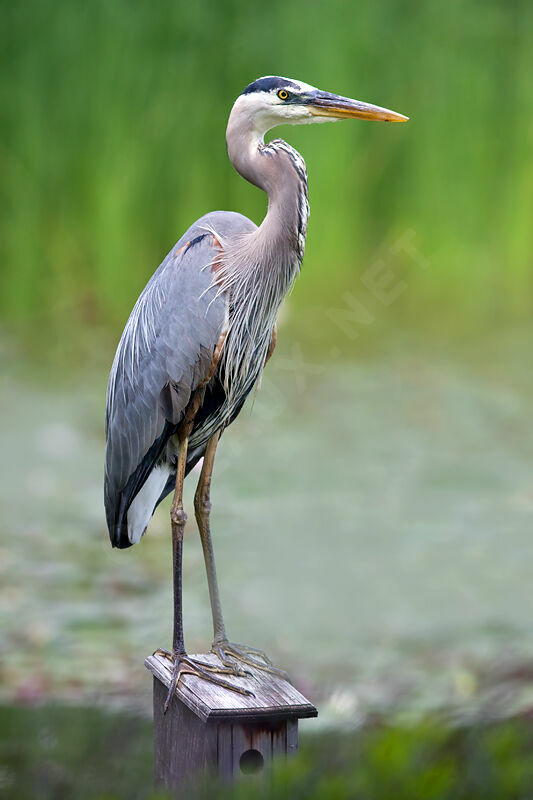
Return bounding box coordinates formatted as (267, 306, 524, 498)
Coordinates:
(226, 110, 309, 264)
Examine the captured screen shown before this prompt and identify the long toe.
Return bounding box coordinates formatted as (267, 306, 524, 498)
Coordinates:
(184, 657, 255, 697)
(212, 645, 252, 677)
(163, 660, 182, 713)
(162, 652, 255, 713)
(187, 655, 245, 677)
(212, 641, 290, 682)
(153, 647, 173, 662)
(227, 642, 273, 666)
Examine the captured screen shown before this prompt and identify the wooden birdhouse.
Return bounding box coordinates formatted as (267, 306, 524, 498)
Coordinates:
(145, 651, 317, 791)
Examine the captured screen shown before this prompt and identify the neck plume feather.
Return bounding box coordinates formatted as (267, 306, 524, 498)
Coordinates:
(201, 114, 310, 425)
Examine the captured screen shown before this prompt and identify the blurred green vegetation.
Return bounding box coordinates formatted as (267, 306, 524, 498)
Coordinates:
(1, 0, 532, 350)
(1, 705, 533, 800)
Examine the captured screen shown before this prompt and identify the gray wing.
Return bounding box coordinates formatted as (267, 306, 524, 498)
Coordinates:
(104, 211, 255, 547)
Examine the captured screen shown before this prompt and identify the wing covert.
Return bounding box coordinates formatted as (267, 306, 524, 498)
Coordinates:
(104, 230, 227, 542)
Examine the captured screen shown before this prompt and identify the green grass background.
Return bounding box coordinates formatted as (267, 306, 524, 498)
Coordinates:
(1, 0, 532, 349)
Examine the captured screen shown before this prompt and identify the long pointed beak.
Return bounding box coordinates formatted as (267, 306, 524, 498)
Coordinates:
(308, 90, 408, 122)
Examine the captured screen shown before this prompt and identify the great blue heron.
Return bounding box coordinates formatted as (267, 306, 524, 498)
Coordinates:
(105, 76, 407, 708)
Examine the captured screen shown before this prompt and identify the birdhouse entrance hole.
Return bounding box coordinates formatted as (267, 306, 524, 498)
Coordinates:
(239, 748, 264, 775)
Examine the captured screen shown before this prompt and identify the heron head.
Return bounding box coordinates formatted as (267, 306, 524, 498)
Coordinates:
(232, 76, 408, 138)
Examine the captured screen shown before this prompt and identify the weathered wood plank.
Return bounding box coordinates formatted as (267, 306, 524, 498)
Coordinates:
(216, 722, 233, 782)
(145, 652, 317, 722)
(153, 678, 208, 790)
(286, 718, 299, 756)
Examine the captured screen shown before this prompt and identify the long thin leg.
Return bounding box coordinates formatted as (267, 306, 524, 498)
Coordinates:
(194, 431, 289, 680)
(158, 428, 253, 712)
(170, 431, 189, 657)
(194, 430, 227, 643)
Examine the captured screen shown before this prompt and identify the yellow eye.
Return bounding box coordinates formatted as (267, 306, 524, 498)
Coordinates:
(277, 89, 289, 101)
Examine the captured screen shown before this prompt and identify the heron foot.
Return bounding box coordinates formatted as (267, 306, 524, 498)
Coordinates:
(154, 646, 250, 678)
(211, 639, 290, 682)
(152, 648, 254, 713)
